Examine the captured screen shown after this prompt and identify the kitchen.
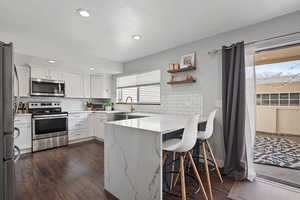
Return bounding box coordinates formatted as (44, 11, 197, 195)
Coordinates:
(14, 63, 120, 154)
(1, 1, 300, 200)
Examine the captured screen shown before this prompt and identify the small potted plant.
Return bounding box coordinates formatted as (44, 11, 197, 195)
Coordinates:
(104, 103, 113, 111)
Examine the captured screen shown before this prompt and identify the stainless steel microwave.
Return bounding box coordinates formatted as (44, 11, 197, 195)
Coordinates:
(31, 78, 65, 97)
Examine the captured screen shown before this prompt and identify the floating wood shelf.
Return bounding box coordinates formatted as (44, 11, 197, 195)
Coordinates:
(167, 79, 196, 85)
(167, 66, 196, 73)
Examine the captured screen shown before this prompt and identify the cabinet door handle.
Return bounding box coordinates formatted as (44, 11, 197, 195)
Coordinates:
(14, 127, 20, 139)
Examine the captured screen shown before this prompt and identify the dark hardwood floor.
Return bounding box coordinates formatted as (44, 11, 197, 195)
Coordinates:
(16, 141, 234, 200)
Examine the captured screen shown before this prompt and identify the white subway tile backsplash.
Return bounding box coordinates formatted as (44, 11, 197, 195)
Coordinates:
(114, 93, 203, 116)
(160, 93, 203, 116)
(19, 97, 108, 112)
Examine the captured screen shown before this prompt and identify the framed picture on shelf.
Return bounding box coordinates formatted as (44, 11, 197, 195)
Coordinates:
(180, 52, 195, 68)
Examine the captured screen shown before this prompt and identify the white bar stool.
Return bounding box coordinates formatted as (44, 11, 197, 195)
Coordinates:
(197, 109, 223, 200)
(162, 115, 208, 200)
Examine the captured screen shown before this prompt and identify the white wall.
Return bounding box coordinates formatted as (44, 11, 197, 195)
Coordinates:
(118, 11, 300, 117)
(113, 11, 300, 166)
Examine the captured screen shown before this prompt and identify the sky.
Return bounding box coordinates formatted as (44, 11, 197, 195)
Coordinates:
(256, 60, 300, 81)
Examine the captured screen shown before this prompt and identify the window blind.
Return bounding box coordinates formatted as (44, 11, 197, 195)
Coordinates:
(116, 70, 161, 104)
(139, 85, 160, 103)
(116, 70, 160, 88)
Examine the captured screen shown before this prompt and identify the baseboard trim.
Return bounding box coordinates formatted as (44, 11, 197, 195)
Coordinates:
(95, 137, 104, 142)
(69, 137, 94, 144)
(104, 189, 119, 200)
(19, 137, 104, 155)
(257, 175, 300, 190)
(20, 148, 32, 154)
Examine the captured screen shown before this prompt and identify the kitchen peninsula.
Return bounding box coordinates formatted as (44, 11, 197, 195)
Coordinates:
(104, 114, 206, 200)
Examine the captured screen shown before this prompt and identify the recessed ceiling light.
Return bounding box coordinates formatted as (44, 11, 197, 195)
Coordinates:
(89, 67, 95, 71)
(132, 34, 142, 40)
(48, 60, 56, 64)
(76, 8, 90, 17)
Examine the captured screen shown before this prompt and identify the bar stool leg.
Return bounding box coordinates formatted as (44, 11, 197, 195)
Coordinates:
(187, 152, 208, 200)
(162, 151, 168, 166)
(169, 152, 176, 190)
(180, 154, 187, 200)
(202, 142, 213, 200)
(206, 140, 223, 183)
(172, 153, 187, 188)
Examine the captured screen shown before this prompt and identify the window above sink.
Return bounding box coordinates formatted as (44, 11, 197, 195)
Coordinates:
(116, 70, 161, 105)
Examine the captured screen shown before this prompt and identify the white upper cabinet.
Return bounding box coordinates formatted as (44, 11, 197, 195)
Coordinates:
(21, 66, 112, 99)
(63, 72, 84, 98)
(14, 65, 30, 97)
(31, 67, 64, 80)
(103, 74, 112, 98)
(31, 67, 50, 79)
(49, 70, 64, 80)
(83, 74, 91, 98)
(91, 74, 112, 98)
(91, 75, 101, 98)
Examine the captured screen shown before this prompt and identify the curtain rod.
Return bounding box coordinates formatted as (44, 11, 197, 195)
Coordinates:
(208, 31, 300, 55)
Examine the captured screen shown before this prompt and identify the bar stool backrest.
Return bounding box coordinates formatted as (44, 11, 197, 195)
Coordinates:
(176, 114, 200, 152)
(199, 109, 217, 140)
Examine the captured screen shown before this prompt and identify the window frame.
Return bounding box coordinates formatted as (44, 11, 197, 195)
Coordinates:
(256, 92, 300, 107)
(116, 83, 161, 105)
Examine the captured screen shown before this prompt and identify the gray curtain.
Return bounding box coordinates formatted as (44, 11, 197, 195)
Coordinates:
(222, 41, 247, 180)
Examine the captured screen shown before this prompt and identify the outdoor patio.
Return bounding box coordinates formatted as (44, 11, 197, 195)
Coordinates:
(254, 133, 300, 187)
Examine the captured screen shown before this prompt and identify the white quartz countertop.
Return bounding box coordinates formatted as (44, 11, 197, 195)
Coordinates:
(106, 114, 206, 134)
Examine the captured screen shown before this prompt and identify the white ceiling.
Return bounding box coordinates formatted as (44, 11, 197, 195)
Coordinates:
(1, 0, 300, 71)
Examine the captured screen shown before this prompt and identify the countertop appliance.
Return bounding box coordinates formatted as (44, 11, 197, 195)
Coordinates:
(28, 102, 68, 152)
(1, 41, 21, 200)
(30, 78, 65, 97)
(90, 103, 105, 111)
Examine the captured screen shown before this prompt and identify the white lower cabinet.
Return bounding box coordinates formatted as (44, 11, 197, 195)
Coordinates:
(93, 113, 107, 141)
(69, 130, 89, 141)
(14, 112, 108, 151)
(14, 115, 32, 153)
(68, 112, 107, 143)
(68, 113, 92, 143)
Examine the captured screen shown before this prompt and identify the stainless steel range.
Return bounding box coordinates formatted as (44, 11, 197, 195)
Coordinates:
(28, 102, 68, 152)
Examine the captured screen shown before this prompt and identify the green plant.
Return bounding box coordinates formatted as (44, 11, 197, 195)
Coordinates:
(104, 103, 112, 107)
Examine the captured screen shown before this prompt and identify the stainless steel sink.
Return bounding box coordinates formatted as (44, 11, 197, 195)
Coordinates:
(113, 112, 148, 121)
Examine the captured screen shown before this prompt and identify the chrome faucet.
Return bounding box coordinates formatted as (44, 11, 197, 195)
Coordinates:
(125, 96, 135, 112)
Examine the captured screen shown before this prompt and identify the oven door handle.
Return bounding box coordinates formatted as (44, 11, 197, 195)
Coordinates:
(33, 114, 68, 119)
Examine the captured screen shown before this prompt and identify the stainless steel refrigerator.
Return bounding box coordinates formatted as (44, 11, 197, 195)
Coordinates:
(0, 41, 20, 200)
